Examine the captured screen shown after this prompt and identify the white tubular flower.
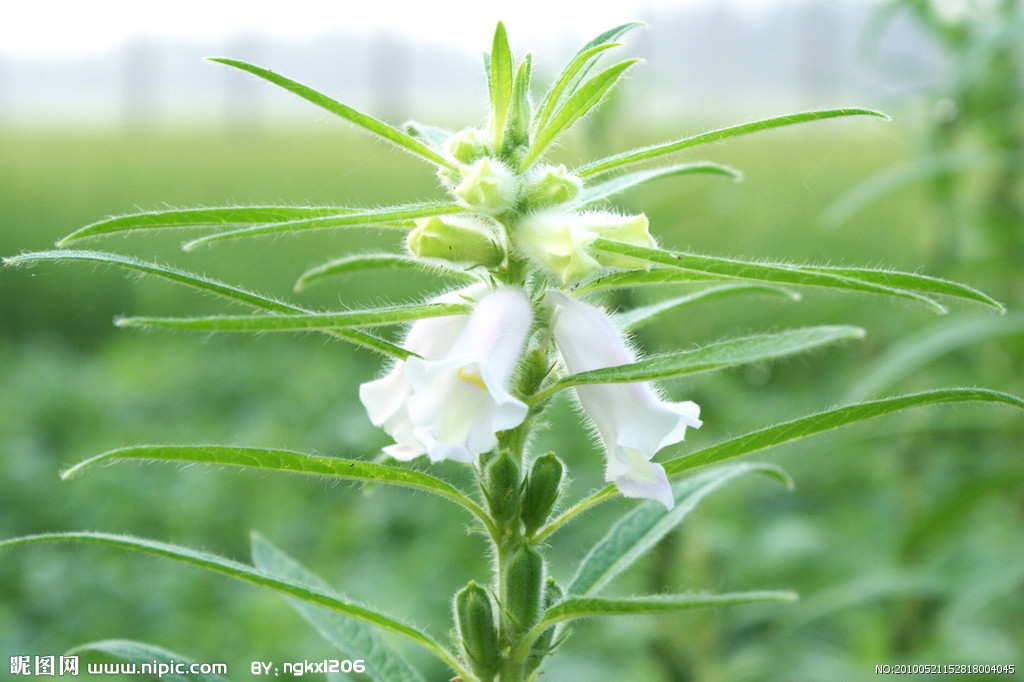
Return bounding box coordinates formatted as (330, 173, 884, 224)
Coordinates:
(546, 291, 701, 509)
(450, 158, 519, 214)
(515, 210, 656, 284)
(360, 287, 532, 464)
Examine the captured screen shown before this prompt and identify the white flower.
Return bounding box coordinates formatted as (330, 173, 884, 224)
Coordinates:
(360, 286, 532, 463)
(546, 291, 701, 509)
(514, 210, 656, 283)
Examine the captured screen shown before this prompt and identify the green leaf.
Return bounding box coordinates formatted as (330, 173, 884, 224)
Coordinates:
(663, 389, 1024, 478)
(541, 592, 797, 626)
(56, 205, 355, 245)
(489, 21, 514, 153)
(67, 640, 229, 682)
(613, 283, 800, 331)
(115, 301, 469, 333)
(182, 201, 466, 250)
(533, 22, 643, 136)
(538, 389, 1024, 541)
(506, 53, 533, 146)
(568, 463, 792, 597)
(0, 532, 468, 678)
(61, 445, 490, 528)
(209, 58, 456, 170)
(522, 59, 638, 168)
(539, 326, 863, 401)
(294, 253, 473, 291)
(575, 268, 726, 294)
(2, 249, 412, 359)
(591, 238, 1004, 313)
(578, 162, 742, 206)
(577, 108, 890, 178)
(251, 534, 425, 682)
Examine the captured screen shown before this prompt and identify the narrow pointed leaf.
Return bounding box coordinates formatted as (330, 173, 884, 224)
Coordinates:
(578, 162, 742, 206)
(614, 283, 800, 331)
(210, 58, 456, 170)
(663, 389, 1024, 478)
(537, 592, 797, 631)
(802, 264, 1004, 313)
(532, 43, 618, 134)
(545, 326, 863, 395)
(507, 53, 533, 144)
(576, 268, 727, 294)
(294, 253, 473, 291)
(183, 202, 466, 250)
(539, 388, 1024, 540)
(60, 445, 489, 526)
(522, 59, 638, 168)
(115, 301, 469, 333)
(577, 108, 889, 177)
(3, 250, 412, 359)
(251, 534, 425, 682)
(533, 22, 643, 134)
(0, 532, 466, 676)
(489, 21, 514, 152)
(67, 640, 229, 682)
(57, 206, 355, 244)
(591, 238, 950, 312)
(568, 463, 792, 597)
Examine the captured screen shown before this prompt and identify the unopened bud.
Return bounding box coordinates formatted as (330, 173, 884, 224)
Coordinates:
(452, 158, 518, 214)
(522, 165, 581, 208)
(447, 128, 490, 164)
(455, 580, 499, 680)
(406, 216, 503, 267)
(520, 453, 563, 536)
(484, 452, 521, 527)
(505, 544, 545, 632)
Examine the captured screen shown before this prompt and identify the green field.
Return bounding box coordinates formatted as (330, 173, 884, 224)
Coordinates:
(2, 120, 1021, 680)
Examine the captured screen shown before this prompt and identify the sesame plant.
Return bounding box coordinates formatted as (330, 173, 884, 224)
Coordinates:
(3, 22, 1022, 682)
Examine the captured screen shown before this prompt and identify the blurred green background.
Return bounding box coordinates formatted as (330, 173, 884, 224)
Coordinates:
(2, 4, 1023, 681)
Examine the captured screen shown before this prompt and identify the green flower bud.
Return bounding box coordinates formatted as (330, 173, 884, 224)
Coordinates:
(484, 452, 520, 527)
(455, 580, 499, 680)
(521, 164, 581, 209)
(447, 127, 490, 165)
(452, 158, 518, 214)
(525, 577, 563, 674)
(405, 216, 504, 267)
(520, 453, 564, 536)
(514, 210, 655, 283)
(505, 544, 545, 632)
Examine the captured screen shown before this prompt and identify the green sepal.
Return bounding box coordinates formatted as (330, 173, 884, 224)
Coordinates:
(521, 453, 564, 537)
(455, 581, 500, 681)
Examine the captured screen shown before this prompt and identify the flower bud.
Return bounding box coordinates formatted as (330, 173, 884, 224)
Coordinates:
(520, 453, 563, 536)
(452, 158, 518, 214)
(525, 577, 563, 674)
(505, 544, 545, 632)
(514, 210, 656, 283)
(521, 165, 581, 209)
(447, 127, 490, 164)
(484, 451, 521, 527)
(455, 580, 499, 680)
(406, 216, 504, 267)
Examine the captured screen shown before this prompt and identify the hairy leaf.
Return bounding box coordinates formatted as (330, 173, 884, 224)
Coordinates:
(294, 253, 472, 291)
(210, 58, 456, 170)
(578, 162, 742, 206)
(577, 108, 889, 177)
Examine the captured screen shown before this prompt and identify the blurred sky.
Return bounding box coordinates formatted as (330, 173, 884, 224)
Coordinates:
(2, 0, 867, 58)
